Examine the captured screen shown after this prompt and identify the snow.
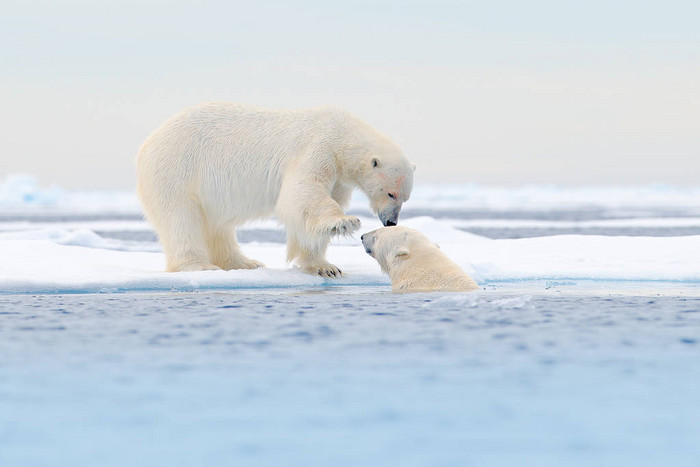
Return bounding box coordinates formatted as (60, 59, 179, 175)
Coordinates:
(1, 174, 700, 293)
(1, 218, 699, 294)
(0, 233, 386, 294)
(463, 234, 700, 283)
(0, 174, 64, 205)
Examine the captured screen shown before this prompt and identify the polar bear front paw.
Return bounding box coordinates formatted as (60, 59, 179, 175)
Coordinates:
(301, 261, 344, 278)
(325, 215, 361, 237)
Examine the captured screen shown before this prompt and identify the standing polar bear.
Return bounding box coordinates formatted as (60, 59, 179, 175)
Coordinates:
(361, 226, 479, 292)
(136, 102, 415, 277)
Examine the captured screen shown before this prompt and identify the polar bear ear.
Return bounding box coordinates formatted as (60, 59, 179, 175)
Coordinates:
(392, 246, 410, 259)
(434, 243, 440, 249)
(371, 157, 380, 168)
(411, 163, 416, 172)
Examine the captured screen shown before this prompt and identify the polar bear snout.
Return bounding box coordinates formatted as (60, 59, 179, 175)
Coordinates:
(379, 206, 400, 227)
(361, 232, 376, 256)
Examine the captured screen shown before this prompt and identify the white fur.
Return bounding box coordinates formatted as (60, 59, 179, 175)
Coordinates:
(136, 102, 414, 276)
(362, 226, 479, 293)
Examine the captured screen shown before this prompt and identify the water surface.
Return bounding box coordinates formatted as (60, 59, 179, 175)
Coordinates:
(2, 288, 699, 467)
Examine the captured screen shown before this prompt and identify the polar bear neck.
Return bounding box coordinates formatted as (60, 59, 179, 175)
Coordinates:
(388, 247, 474, 293)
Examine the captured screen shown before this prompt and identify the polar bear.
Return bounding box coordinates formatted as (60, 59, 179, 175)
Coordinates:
(361, 226, 479, 292)
(136, 102, 414, 277)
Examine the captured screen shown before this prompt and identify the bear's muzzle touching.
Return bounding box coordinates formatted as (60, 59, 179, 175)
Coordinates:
(361, 226, 479, 293)
(378, 206, 400, 227)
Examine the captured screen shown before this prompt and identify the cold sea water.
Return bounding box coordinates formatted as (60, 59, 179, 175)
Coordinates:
(2, 190, 700, 467)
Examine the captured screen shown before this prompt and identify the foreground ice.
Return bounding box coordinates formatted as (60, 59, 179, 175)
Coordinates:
(1, 215, 700, 294)
(2, 174, 700, 294)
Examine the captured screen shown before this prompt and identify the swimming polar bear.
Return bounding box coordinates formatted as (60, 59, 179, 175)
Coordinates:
(136, 102, 415, 277)
(361, 226, 479, 292)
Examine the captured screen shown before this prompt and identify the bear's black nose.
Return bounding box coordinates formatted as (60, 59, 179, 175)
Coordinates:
(360, 234, 365, 240)
(386, 220, 397, 227)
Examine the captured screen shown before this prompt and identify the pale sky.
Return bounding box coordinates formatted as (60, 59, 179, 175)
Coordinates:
(1, 0, 698, 189)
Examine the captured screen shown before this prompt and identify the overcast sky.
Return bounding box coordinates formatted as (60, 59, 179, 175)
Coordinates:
(1, 0, 698, 189)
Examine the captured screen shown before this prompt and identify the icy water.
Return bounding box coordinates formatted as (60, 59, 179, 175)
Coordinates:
(2, 288, 700, 467)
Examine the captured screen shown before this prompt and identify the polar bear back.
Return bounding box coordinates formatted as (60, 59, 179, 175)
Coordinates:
(137, 102, 353, 222)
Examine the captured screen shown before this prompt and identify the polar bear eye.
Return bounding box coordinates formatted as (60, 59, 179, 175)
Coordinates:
(387, 193, 396, 199)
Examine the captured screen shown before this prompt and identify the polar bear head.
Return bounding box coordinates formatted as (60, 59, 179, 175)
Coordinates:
(358, 147, 415, 227)
(361, 225, 432, 273)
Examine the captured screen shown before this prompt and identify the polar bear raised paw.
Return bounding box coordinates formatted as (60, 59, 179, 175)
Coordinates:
(326, 215, 361, 237)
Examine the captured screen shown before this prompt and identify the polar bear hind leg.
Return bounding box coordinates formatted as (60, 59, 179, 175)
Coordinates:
(206, 224, 265, 270)
(155, 201, 221, 272)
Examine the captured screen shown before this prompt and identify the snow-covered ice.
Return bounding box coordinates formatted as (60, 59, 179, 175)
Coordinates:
(1, 217, 699, 294)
